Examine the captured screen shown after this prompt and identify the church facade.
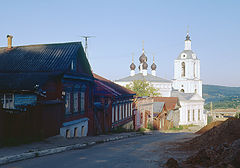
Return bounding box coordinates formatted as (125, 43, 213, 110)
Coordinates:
(115, 48, 172, 97)
(115, 32, 207, 126)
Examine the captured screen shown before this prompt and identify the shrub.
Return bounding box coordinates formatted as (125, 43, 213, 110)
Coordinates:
(235, 112, 240, 118)
(207, 116, 213, 124)
(137, 127, 146, 133)
(147, 123, 154, 130)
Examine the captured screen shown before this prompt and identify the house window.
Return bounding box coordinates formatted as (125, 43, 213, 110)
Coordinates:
(198, 109, 200, 120)
(131, 103, 133, 116)
(66, 129, 70, 138)
(124, 103, 126, 118)
(115, 105, 118, 121)
(74, 127, 78, 137)
(81, 126, 85, 136)
(80, 85, 86, 114)
(122, 103, 124, 119)
(2, 93, 14, 109)
(73, 92, 78, 113)
(193, 110, 195, 121)
(71, 60, 76, 71)
(119, 104, 122, 120)
(65, 92, 71, 115)
(112, 106, 114, 123)
(188, 110, 190, 121)
(127, 103, 130, 117)
(181, 62, 185, 77)
(80, 91, 85, 113)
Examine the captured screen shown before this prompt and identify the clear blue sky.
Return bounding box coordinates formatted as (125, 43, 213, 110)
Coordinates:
(1, 0, 240, 86)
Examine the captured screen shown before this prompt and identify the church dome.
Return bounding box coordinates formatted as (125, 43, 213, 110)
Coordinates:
(130, 63, 136, 70)
(176, 50, 198, 60)
(142, 62, 148, 69)
(139, 53, 147, 63)
(151, 63, 156, 70)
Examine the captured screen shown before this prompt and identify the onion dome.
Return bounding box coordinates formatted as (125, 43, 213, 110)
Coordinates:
(151, 63, 156, 70)
(142, 62, 148, 69)
(130, 62, 136, 70)
(139, 53, 147, 63)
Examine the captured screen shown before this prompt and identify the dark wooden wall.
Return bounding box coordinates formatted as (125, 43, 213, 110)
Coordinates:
(0, 102, 64, 146)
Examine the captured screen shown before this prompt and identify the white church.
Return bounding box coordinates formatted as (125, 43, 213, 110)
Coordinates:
(115, 32, 207, 126)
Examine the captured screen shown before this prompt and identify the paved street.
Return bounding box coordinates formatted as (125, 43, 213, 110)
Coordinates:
(2, 132, 196, 168)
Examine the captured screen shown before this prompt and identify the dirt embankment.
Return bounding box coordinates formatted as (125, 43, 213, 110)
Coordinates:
(195, 120, 223, 134)
(165, 118, 240, 168)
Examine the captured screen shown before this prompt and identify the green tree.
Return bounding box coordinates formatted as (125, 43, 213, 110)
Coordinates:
(126, 80, 160, 97)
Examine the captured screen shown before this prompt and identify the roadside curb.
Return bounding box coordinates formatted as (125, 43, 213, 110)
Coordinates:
(0, 132, 150, 166)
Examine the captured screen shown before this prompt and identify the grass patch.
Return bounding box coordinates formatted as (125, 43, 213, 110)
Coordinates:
(111, 126, 134, 134)
(169, 125, 183, 130)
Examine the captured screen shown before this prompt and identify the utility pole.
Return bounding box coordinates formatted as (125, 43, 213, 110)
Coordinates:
(81, 36, 95, 59)
(210, 102, 214, 120)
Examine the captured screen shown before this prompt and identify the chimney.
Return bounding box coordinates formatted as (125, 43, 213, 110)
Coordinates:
(7, 35, 13, 49)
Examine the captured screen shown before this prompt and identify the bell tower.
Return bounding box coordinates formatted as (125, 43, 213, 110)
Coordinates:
(172, 32, 202, 97)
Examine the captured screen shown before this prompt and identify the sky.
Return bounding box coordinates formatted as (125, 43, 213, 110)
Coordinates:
(0, 0, 240, 87)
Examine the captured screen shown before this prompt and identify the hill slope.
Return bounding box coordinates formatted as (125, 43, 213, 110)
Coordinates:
(203, 84, 240, 109)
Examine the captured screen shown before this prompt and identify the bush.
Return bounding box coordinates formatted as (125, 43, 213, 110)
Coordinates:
(235, 112, 240, 119)
(137, 127, 146, 133)
(147, 123, 154, 130)
(207, 116, 213, 124)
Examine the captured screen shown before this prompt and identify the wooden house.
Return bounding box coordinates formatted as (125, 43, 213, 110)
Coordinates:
(0, 38, 95, 143)
(153, 97, 181, 130)
(93, 74, 135, 134)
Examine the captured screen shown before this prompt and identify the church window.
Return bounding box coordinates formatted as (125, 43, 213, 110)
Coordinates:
(188, 110, 190, 121)
(195, 89, 197, 93)
(181, 62, 185, 77)
(180, 89, 184, 93)
(193, 110, 195, 121)
(194, 63, 196, 77)
(198, 109, 200, 120)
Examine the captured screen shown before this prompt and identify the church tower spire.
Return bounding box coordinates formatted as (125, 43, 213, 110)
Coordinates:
(130, 53, 136, 76)
(151, 54, 157, 76)
(185, 29, 192, 50)
(139, 41, 148, 75)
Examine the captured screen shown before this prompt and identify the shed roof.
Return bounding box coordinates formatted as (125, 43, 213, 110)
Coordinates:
(94, 73, 135, 97)
(153, 97, 180, 111)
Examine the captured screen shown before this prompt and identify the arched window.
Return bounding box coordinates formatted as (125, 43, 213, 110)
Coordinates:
(81, 126, 85, 136)
(181, 62, 185, 77)
(74, 127, 78, 137)
(66, 129, 70, 138)
(194, 63, 196, 77)
(180, 89, 184, 93)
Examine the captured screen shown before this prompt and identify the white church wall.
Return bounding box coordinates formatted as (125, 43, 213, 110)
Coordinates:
(172, 80, 202, 97)
(178, 100, 205, 126)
